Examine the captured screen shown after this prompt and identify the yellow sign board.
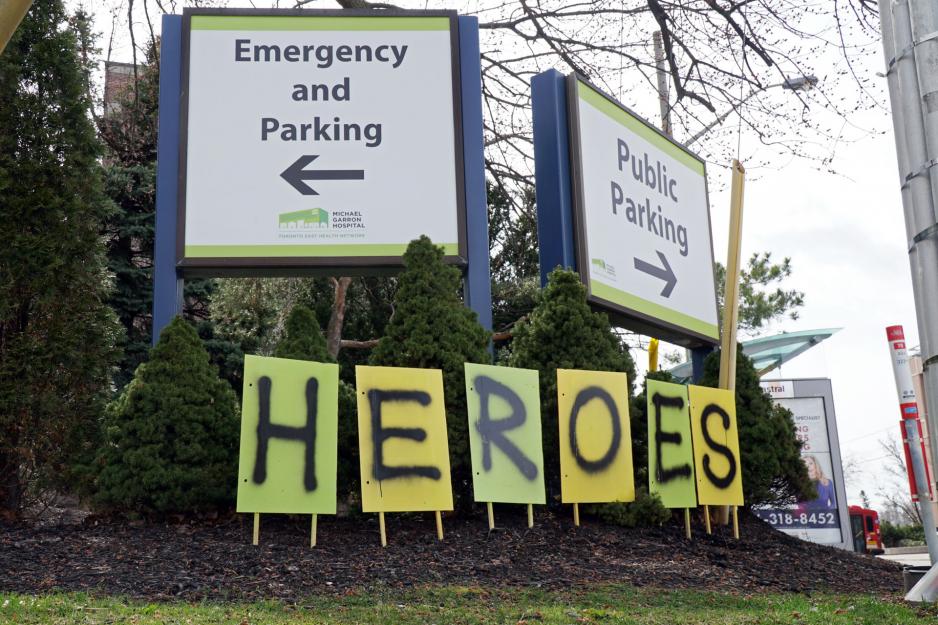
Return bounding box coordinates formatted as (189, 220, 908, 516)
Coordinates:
(557, 369, 634, 503)
(356, 365, 454, 512)
(688, 385, 743, 506)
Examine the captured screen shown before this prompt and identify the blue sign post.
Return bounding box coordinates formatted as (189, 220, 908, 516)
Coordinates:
(531, 69, 576, 286)
(151, 14, 184, 344)
(151, 12, 491, 344)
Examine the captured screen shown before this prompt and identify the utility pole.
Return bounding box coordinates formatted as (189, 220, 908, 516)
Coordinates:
(652, 31, 672, 137)
(879, 0, 938, 568)
(648, 31, 671, 377)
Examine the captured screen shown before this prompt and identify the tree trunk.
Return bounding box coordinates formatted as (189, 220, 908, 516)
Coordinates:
(0, 446, 22, 520)
(327, 277, 352, 359)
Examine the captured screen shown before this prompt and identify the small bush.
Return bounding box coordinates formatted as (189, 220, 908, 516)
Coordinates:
(272, 304, 359, 500)
(507, 269, 668, 527)
(93, 317, 240, 515)
(508, 268, 636, 500)
(369, 236, 491, 508)
(588, 488, 670, 528)
(699, 346, 813, 507)
(880, 521, 925, 547)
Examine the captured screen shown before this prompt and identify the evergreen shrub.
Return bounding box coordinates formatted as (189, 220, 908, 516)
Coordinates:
(94, 317, 239, 515)
(369, 236, 491, 508)
(273, 304, 360, 502)
(508, 268, 667, 525)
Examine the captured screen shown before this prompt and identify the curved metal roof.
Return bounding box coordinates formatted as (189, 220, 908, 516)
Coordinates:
(667, 328, 841, 381)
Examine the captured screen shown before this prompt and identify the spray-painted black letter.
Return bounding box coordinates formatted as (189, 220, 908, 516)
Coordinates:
(253, 375, 319, 491)
(652, 392, 692, 483)
(369, 389, 442, 481)
(473, 375, 538, 480)
(569, 386, 621, 473)
(700, 403, 737, 489)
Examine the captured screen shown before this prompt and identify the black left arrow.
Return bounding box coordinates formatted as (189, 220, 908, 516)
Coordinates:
(280, 155, 364, 196)
(634, 251, 677, 298)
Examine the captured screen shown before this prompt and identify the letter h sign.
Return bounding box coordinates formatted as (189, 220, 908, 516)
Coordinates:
(236, 356, 340, 515)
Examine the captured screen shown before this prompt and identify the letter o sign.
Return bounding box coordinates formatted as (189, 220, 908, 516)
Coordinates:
(568, 386, 622, 473)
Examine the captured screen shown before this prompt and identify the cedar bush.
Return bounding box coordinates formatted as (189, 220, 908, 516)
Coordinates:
(273, 304, 330, 361)
(699, 345, 813, 507)
(369, 236, 491, 507)
(0, 0, 120, 516)
(273, 304, 360, 501)
(588, 487, 671, 527)
(592, 369, 693, 527)
(93, 317, 239, 515)
(508, 268, 658, 525)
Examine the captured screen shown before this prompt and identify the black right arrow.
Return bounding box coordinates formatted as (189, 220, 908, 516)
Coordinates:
(634, 251, 677, 298)
(280, 155, 364, 196)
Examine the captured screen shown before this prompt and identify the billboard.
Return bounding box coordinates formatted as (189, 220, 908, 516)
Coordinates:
(564, 75, 719, 346)
(754, 379, 852, 550)
(178, 9, 466, 271)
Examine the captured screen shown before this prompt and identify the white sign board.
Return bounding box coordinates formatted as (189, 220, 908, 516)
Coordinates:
(567, 77, 719, 345)
(179, 10, 465, 270)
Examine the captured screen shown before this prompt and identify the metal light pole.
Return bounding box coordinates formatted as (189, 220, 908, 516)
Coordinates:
(879, 0, 938, 569)
(908, 0, 938, 500)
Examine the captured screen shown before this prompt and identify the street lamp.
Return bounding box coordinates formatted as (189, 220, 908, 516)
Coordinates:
(685, 74, 818, 146)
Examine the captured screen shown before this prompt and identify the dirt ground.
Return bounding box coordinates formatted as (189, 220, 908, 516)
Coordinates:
(0, 509, 904, 602)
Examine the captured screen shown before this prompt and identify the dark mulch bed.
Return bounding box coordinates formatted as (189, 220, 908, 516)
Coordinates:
(0, 510, 903, 601)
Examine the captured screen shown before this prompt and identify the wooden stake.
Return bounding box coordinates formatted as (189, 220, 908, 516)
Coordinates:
(704, 505, 712, 535)
(310, 514, 317, 548)
(732, 506, 740, 539)
(684, 508, 692, 539)
(527, 504, 534, 528)
(716, 159, 746, 527)
(379, 512, 387, 547)
(435, 511, 444, 541)
(573, 503, 580, 527)
(252, 512, 260, 546)
(486, 502, 495, 531)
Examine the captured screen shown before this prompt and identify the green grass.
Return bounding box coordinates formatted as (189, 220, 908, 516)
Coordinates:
(0, 585, 933, 624)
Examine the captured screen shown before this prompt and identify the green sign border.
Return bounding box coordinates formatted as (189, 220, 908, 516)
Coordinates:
(192, 15, 450, 31)
(591, 281, 719, 340)
(577, 82, 705, 176)
(185, 242, 459, 258)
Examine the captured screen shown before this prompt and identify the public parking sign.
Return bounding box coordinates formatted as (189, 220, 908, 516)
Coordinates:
(565, 76, 719, 345)
(178, 9, 466, 271)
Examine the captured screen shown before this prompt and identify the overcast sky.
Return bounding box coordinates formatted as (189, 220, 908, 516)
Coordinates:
(72, 0, 923, 511)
